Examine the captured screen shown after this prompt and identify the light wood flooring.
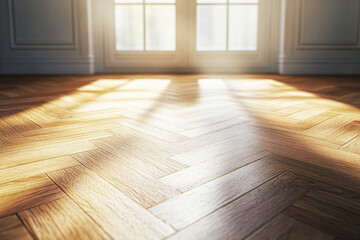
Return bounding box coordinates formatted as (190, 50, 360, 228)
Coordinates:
(0, 74, 359, 240)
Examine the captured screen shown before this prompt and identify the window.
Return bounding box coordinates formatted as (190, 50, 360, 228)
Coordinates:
(114, 0, 176, 51)
(104, 0, 272, 71)
(196, 0, 258, 51)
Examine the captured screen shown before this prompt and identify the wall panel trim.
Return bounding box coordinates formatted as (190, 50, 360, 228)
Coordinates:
(8, 0, 77, 50)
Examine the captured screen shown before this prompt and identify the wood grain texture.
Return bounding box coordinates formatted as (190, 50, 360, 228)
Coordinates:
(168, 173, 307, 240)
(160, 148, 268, 192)
(0, 156, 79, 184)
(285, 191, 360, 240)
(0, 110, 40, 133)
(72, 149, 180, 208)
(47, 165, 175, 240)
(0, 141, 97, 170)
(90, 136, 182, 179)
(0, 118, 23, 145)
(246, 214, 335, 240)
(0, 74, 359, 239)
(0, 215, 33, 240)
(172, 133, 258, 166)
(150, 156, 283, 229)
(342, 133, 360, 154)
(270, 153, 360, 194)
(19, 198, 111, 240)
(0, 175, 65, 217)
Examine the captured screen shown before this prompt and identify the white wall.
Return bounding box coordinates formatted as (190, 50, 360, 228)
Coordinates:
(0, 0, 359, 75)
(0, 0, 95, 74)
(279, 0, 360, 74)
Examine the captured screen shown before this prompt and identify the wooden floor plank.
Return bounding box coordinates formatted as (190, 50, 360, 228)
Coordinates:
(172, 134, 259, 166)
(0, 111, 40, 133)
(261, 139, 360, 179)
(17, 130, 112, 146)
(0, 141, 97, 170)
(0, 74, 359, 239)
(18, 198, 112, 240)
(0, 215, 33, 240)
(178, 118, 248, 138)
(246, 214, 335, 240)
(285, 191, 360, 240)
(72, 149, 180, 208)
(92, 136, 186, 178)
(0, 175, 65, 217)
(117, 118, 188, 143)
(270, 153, 360, 194)
(47, 165, 175, 240)
(305, 115, 356, 141)
(0, 156, 79, 184)
(0, 118, 23, 145)
(168, 173, 307, 240)
(160, 149, 268, 192)
(150, 156, 283, 229)
(178, 124, 259, 152)
(342, 134, 360, 154)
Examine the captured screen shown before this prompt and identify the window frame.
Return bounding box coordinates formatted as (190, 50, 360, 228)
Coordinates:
(188, 0, 271, 70)
(195, 0, 259, 52)
(114, 0, 177, 52)
(99, 0, 278, 72)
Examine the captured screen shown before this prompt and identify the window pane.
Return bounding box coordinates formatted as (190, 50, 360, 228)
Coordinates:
(197, 0, 227, 3)
(228, 5, 258, 51)
(115, 5, 144, 50)
(197, 5, 227, 51)
(146, 5, 176, 51)
(146, 0, 175, 3)
(115, 0, 142, 3)
(229, 0, 258, 3)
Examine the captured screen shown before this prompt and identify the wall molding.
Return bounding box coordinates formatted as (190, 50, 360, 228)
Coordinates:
(296, 0, 360, 50)
(8, 0, 77, 50)
(278, 0, 360, 74)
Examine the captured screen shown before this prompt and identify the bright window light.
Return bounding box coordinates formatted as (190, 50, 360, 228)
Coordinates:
(115, 0, 176, 51)
(196, 0, 258, 51)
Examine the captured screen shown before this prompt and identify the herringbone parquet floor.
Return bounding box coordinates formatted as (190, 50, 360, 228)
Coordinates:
(0, 74, 359, 240)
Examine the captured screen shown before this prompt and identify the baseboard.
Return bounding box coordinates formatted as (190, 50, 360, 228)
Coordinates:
(100, 66, 277, 74)
(279, 59, 360, 75)
(0, 59, 96, 75)
(1, 59, 359, 75)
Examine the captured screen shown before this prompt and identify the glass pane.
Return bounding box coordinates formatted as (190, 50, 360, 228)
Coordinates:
(229, 0, 258, 3)
(196, 5, 227, 51)
(115, 0, 142, 3)
(228, 5, 258, 51)
(197, 0, 227, 3)
(146, 0, 175, 3)
(115, 5, 144, 50)
(146, 5, 176, 51)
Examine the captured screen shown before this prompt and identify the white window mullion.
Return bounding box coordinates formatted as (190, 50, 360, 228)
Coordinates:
(114, 0, 176, 52)
(196, 0, 259, 52)
(226, 0, 229, 51)
(143, 0, 146, 50)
